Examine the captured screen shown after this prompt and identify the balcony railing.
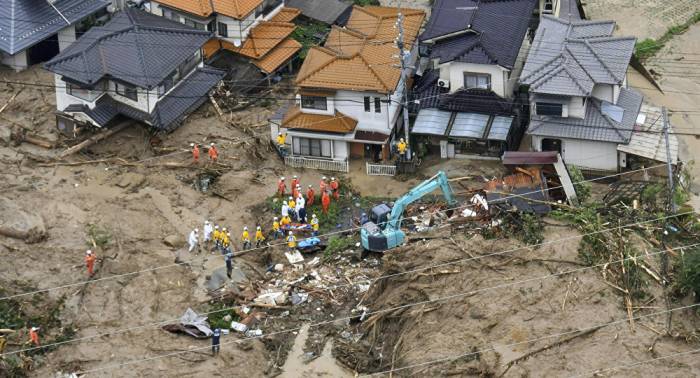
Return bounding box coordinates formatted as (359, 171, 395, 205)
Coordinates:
(366, 162, 397, 176)
(284, 156, 348, 173)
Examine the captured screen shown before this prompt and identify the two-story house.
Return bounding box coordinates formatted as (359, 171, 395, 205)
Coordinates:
(45, 8, 225, 133)
(269, 6, 425, 172)
(0, 0, 110, 72)
(411, 0, 536, 159)
(149, 0, 302, 76)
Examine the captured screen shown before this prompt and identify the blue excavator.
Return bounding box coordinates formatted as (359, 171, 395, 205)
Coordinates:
(360, 171, 456, 252)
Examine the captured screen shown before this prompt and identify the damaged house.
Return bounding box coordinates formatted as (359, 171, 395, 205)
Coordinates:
(149, 0, 302, 77)
(0, 0, 110, 71)
(45, 8, 225, 133)
(411, 0, 536, 159)
(520, 16, 678, 172)
(269, 6, 425, 172)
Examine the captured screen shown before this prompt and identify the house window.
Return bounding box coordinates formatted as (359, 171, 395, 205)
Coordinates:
(300, 96, 327, 111)
(67, 82, 104, 101)
(185, 19, 206, 30)
(218, 22, 228, 37)
(464, 72, 491, 90)
(115, 82, 138, 101)
(364, 96, 371, 112)
(293, 137, 332, 158)
(536, 102, 563, 116)
(374, 97, 381, 113)
(543, 0, 554, 13)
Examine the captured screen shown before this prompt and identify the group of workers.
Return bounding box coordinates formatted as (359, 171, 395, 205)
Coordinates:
(277, 175, 340, 215)
(191, 142, 219, 163)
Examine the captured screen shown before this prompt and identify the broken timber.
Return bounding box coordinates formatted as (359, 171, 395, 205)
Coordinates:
(58, 121, 131, 158)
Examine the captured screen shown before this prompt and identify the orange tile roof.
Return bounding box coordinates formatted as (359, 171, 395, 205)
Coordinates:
(252, 37, 302, 73)
(226, 21, 296, 59)
(295, 6, 425, 94)
(156, 0, 263, 20)
(270, 7, 301, 22)
(283, 108, 358, 134)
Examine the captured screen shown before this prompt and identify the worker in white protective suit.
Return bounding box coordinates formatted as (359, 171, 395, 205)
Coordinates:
(188, 228, 199, 253)
(203, 221, 213, 248)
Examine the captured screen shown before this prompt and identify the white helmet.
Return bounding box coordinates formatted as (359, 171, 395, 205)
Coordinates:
(223, 228, 227, 232)
(86, 250, 92, 255)
(331, 177, 336, 181)
(256, 226, 261, 230)
(293, 175, 297, 179)
(289, 196, 293, 200)
(243, 226, 248, 230)
(288, 231, 293, 235)
(281, 176, 285, 180)
(274, 217, 278, 220)
(215, 225, 219, 229)
(190, 143, 194, 147)
(322, 176, 327, 180)
(312, 214, 317, 218)
(308, 184, 312, 188)
(210, 143, 215, 146)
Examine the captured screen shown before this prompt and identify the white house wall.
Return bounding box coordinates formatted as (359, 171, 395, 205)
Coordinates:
(568, 96, 586, 118)
(532, 135, 619, 171)
(2, 50, 28, 72)
(297, 94, 335, 116)
(334, 90, 393, 134)
(58, 25, 76, 52)
(440, 62, 509, 97)
(592, 84, 615, 103)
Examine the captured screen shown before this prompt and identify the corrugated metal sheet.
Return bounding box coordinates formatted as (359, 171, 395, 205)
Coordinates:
(487, 116, 513, 141)
(449, 113, 489, 138)
(617, 104, 679, 164)
(412, 108, 451, 136)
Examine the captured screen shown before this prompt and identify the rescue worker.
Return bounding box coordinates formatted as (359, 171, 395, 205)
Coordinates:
(288, 196, 297, 221)
(241, 227, 251, 249)
(286, 231, 297, 253)
(291, 175, 299, 192)
(272, 217, 283, 239)
(397, 138, 407, 160)
(281, 215, 291, 229)
(319, 176, 328, 194)
(191, 143, 200, 163)
(213, 225, 221, 251)
(281, 200, 290, 219)
(212, 328, 221, 355)
(208, 143, 219, 162)
(292, 184, 300, 199)
(276, 132, 286, 150)
(306, 185, 315, 207)
(29, 327, 40, 347)
(321, 190, 331, 214)
(188, 228, 199, 253)
(203, 220, 213, 248)
(221, 230, 230, 254)
(277, 177, 286, 197)
(296, 193, 306, 223)
(85, 250, 96, 276)
(310, 214, 319, 236)
(255, 226, 265, 247)
(224, 250, 233, 279)
(330, 177, 340, 200)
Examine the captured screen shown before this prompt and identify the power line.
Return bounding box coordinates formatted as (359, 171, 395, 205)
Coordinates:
(72, 242, 700, 375)
(0, 162, 674, 302)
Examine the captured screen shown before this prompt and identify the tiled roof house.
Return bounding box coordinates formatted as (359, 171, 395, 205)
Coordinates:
(45, 8, 225, 133)
(520, 16, 676, 171)
(269, 6, 425, 171)
(149, 0, 302, 74)
(0, 0, 110, 71)
(411, 0, 537, 158)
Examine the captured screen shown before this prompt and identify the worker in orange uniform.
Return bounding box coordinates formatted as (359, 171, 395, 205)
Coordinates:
(191, 143, 200, 163)
(208, 143, 219, 162)
(319, 176, 328, 194)
(330, 177, 340, 200)
(291, 175, 299, 192)
(292, 184, 300, 200)
(85, 250, 96, 276)
(321, 190, 331, 214)
(277, 177, 286, 197)
(29, 327, 40, 346)
(306, 185, 315, 207)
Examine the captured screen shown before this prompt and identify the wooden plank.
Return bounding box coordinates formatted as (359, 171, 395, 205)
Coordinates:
(58, 121, 131, 159)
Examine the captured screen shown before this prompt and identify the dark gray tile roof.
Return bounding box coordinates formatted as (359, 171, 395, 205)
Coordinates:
(286, 0, 351, 24)
(0, 0, 110, 55)
(45, 8, 213, 89)
(63, 67, 224, 130)
(421, 0, 538, 69)
(527, 87, 643, 143)
(520, 16, 635, 96)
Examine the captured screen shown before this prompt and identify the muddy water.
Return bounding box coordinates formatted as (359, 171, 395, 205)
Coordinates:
(280, 324, 353, 378)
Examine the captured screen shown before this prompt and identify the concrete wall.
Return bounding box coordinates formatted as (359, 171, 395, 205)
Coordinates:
(439, 62, 510, 97)
(1, 50, 28, 72)
(58, 25, 76, 51)
(532, 135, 620, 171)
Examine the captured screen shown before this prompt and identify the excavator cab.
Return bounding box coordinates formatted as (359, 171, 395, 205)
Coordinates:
(361, 203, 394, 252)
(369, 203, 392, 230)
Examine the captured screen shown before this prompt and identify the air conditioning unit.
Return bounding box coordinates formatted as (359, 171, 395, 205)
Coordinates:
(437, 79, 450, 89)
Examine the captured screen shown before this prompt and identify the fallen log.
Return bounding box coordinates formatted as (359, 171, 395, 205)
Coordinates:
(22, 134, 55, 149)
(58, 121, 131, 158)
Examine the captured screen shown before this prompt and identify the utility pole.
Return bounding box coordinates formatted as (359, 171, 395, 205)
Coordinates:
(661, 106, 674, 334)
(396, 0, 412, 161)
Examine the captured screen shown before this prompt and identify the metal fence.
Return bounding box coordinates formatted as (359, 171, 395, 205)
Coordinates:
(284, 156, 349, 173)
(366, 162, 397, 176)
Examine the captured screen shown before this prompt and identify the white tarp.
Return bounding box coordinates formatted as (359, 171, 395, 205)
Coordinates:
(180, 308, 213, 336)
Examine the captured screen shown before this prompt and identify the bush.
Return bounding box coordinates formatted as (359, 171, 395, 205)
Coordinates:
(676, 247, 700, 299)
(324, 236, 356, 260)
(568, 166, 590, 203)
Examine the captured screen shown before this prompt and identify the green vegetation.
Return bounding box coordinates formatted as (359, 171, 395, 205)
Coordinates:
(675, 247, 700, 299)
(568, 166, 591, 203)
(85, 223, 112, 249)
(206, 301, 240, 330)
(353, 0, 380, 5)
(635, 11, 700, 60)
(291, 21, 330, 59)
(324, 236, 357, 261)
